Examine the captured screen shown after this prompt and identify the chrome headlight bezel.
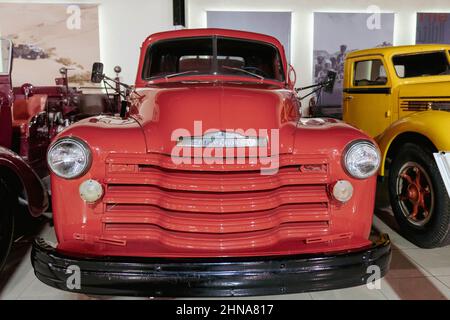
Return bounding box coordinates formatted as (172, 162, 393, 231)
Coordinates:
(47, 137, 92, 179)
(343, 140, 381, 180)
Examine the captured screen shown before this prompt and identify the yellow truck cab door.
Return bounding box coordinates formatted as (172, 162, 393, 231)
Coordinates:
(343, 55, 392, 139)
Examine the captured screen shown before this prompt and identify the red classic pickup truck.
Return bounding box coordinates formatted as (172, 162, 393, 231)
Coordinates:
(32, 29, 391, 297)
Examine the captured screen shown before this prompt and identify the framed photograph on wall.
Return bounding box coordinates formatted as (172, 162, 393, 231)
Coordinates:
(0, 3, 100, 87)
(207, 11, 292, 62)
(313, 12, 394, 118)
(417, 13, 450, 44)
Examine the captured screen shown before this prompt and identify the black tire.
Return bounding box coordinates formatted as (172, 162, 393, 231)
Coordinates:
(0, 179, 15, 272)
(388, 143, 450, 248)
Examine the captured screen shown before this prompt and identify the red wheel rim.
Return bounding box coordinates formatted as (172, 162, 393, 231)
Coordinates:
(396, 162, 434, 227)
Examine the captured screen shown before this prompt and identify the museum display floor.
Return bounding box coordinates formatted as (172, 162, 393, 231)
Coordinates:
(1, 183, 450, 300)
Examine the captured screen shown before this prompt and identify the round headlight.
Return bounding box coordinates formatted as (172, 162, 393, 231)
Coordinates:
(343, 141, 381, 179)
(47, 137, 91, 179)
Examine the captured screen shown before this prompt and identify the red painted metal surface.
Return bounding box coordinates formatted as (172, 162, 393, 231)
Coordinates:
(51, 29, 378, 258)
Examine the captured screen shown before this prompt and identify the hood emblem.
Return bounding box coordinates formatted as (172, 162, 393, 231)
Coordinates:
(177, 131, 268, 148)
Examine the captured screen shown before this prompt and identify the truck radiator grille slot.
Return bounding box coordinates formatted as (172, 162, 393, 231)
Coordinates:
(101, 223, 330, 251)
(103, 203, 329, 234)
(104, 184, 329, 213)
(104, 221, 329, 233)
(106, 164, 328, 192)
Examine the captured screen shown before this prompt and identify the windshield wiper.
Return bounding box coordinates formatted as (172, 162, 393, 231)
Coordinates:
(437, 68, 450, 75)
(221, 66, 265, 80)
(164, 70, 200, 79)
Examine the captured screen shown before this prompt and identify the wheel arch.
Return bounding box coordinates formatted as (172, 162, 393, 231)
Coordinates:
(0, 147, 48, 217)
(377, 111, 450, 176)
(381, 131, 438, 176)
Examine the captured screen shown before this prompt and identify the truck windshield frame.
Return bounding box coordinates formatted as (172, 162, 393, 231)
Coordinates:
(392, 50, 450, 79)
(141, 36, 286, 82)
(0, 39, 12, 75)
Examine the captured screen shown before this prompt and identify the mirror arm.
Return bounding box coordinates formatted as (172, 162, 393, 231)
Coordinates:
(297, 86, 324, 101)
(104, 75, 144, 99)
(103, 75, 132, 90)
(102, 76, 132, 118)
(296, 79, 331, 93)
(103, 78, 128, 101)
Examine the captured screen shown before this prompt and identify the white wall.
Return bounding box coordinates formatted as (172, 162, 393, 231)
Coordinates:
(187, 0, 450, 88)
(0, 0, 174, 83)
(3, 0, 450, 86)
(96, 0, 173, 83)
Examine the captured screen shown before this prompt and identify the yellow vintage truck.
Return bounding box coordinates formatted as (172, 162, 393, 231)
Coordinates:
(343, 45, 450, 248)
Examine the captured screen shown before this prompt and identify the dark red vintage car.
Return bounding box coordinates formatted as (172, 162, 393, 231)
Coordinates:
(32, 29, 391, 297)
(0, 38, 48, 271)
(0, 38, 113, 271)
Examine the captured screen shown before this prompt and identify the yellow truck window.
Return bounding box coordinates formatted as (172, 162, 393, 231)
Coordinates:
(354, 60, 387, 86)
(392, 51, 450, 78)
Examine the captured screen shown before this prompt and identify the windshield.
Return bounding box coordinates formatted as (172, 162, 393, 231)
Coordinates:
(392, 51, 450, 78)
(142, 36, 285, 82)
(0, 39, 12, 75)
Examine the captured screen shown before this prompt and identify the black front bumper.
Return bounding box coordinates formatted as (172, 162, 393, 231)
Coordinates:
(31, 235, 391, 297)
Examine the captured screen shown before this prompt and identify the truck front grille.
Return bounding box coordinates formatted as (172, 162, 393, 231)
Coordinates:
(102, 153, 332, 253)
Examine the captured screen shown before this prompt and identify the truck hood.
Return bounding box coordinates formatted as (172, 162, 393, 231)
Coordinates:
(399, 78, 450, 99)
(129, 84, 297, 155)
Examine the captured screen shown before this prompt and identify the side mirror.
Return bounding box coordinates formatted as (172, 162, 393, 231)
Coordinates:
(323, 71, 337, 93)
(91, 62, 104, 83)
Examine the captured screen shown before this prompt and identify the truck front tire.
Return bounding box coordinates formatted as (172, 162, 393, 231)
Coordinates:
(389, 143, 450, 248)
(0, 179, 15, 272)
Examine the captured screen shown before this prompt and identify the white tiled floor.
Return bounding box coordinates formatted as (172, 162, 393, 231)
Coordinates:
(1, 201, 450, 300)
(401, 249, 450, 277)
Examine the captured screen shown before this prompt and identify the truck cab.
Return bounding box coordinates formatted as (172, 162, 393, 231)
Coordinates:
(343, 45, 450, 248)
